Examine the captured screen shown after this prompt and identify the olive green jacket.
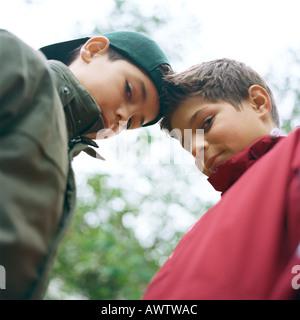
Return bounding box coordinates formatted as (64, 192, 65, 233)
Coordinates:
(0, 30, 104, 299)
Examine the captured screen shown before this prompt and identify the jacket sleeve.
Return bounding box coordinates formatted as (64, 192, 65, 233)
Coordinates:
(269, 129, 300, 299)
(0, 30, 70, 299)
(284, 131, 300, 299)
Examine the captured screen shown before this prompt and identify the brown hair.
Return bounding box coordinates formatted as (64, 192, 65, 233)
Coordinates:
(160, 58, 280, 132)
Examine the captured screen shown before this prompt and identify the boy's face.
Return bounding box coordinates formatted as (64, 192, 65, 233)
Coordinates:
(171, 96, 273, 177)
(70, 37, 159, 139)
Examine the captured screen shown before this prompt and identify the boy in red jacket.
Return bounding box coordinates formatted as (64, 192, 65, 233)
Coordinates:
(143, 58, 300, 300)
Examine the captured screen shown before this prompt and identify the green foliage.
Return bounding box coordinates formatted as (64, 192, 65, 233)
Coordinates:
(46, 174, 156, 299)
(281, 88, 300, 133)
(267, 48, 300, 134)
(46, 168, 210, 300)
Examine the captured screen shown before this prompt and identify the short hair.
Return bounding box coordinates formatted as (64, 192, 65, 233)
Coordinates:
(160, 58, 280, 132)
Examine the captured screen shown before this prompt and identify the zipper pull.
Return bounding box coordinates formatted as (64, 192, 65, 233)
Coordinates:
(68, 136, 82, 151)
(79, 136, 99, 148)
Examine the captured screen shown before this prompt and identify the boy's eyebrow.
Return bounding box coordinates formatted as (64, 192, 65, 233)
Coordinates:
(189, 110, 200, 126)
(189, 106, 209, 126)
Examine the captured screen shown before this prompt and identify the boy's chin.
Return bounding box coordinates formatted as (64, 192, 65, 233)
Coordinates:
(95, 128, 119, 140)
(84, 126, 126, 140)
(195, 158, 208, 176)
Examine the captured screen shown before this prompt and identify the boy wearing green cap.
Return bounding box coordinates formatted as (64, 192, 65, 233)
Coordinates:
(0, 29, 171, 299)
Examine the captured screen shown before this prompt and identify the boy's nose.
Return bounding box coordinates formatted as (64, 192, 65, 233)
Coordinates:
(116, 108, 131, 122)
(116, 104, 133, 126)
(191, 133, 208, 158)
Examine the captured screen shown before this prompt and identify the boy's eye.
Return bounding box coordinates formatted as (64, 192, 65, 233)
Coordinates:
(125, 81, 132, 100)
(126, 117, 132, 130)
(202, 116, 213, 132)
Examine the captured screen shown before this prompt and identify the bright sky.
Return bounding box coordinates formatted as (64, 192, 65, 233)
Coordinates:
(1, 0, 300, 204)
(2, 0, 300, 72)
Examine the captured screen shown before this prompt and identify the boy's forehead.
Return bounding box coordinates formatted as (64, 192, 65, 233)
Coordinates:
(171, 97, 203, 127)
(170, 97, 220, 133)
(170, 101, 193, 132)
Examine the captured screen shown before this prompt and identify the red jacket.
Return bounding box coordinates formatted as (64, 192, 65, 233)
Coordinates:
(143, 128, 300, 300)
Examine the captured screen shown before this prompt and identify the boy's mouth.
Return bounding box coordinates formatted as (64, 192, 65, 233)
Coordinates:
(205, 152, 224, 173)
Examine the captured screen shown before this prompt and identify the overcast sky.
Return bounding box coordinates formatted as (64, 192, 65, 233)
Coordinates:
(2, 0, 300, 71)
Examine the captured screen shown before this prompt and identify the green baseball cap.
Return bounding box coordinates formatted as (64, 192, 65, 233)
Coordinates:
(39, 31, 171, 127)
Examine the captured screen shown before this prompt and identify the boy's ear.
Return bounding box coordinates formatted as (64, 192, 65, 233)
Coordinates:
(248, 85, 272, 119)
(80, 36, 110, 63)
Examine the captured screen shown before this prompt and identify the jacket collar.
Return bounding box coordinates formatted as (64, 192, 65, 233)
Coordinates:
(207, 134, 285, 194)
(48, 60, 105, 140)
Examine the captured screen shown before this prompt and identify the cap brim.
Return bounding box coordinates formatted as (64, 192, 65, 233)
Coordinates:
(39, 37, 91, 65)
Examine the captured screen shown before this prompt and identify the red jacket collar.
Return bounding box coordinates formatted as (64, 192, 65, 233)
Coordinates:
(207, 135, 285, 193)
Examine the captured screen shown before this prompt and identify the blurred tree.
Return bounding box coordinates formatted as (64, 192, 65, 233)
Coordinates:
(267, 48, 300, 134)
(46, 174, 163, 300)
(91, 0, 167, 35)
(281, 89, 300, 133)
(46, 166, 212, 300)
